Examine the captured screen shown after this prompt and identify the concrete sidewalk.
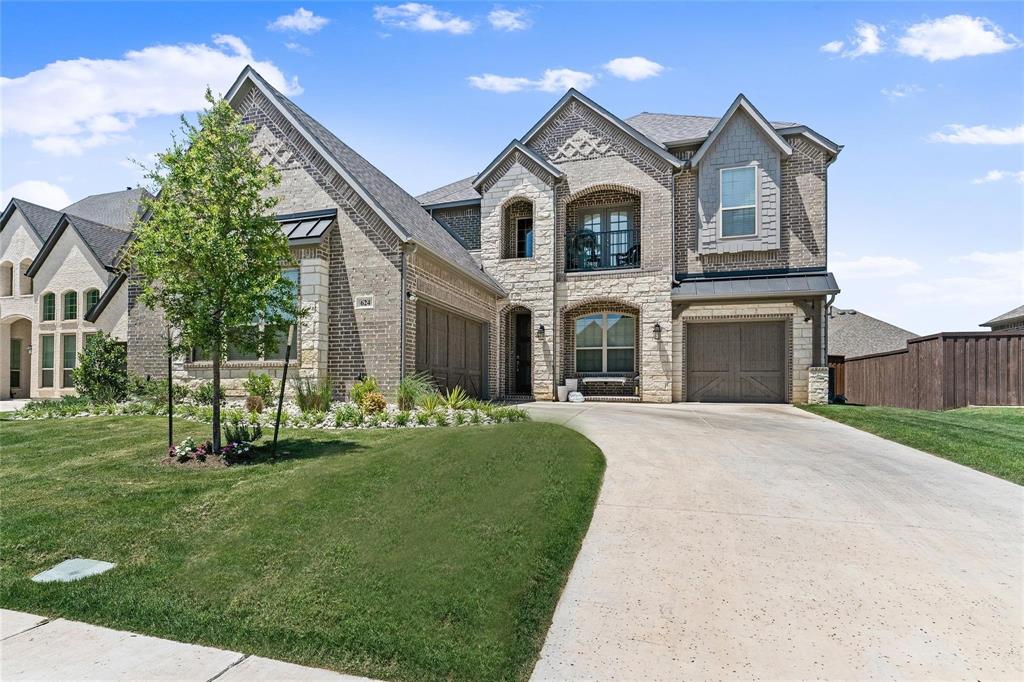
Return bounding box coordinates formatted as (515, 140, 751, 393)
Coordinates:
(0, 609, 372, 681)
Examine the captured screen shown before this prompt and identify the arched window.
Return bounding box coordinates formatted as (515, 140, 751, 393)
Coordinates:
(41, 292, 56, 321)
(501, 198, 534, 259)
(85, 288, 101, 316)
(565, 187, 641, 272)
(0, 262, 12, 297)
(63, 291, 78, 320)
(18, 259, 32, 295)
(574, 312, 636, 373)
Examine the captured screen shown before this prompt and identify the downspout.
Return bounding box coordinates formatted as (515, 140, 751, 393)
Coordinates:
(551, 179, 560, 400)
(399, 245, 406, 380)
(823, 293, 837, 365)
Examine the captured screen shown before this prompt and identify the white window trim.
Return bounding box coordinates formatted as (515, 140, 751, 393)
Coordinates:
(719, 163, 759, 239)
(575, 312, 636, 374)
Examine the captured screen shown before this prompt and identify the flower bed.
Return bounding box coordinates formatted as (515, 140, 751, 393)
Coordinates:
(11, 395, 530, 430)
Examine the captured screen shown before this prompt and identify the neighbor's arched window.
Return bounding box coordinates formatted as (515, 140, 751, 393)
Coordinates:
(63, 291, 78, 320)
(85, 288, 101, 316)
(41, 292, 56, 321)
(575, 312, 635, 373)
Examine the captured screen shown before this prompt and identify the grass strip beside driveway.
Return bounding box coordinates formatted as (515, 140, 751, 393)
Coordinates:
(800, 405, 1023, 485)
(0, 416, 604, 681)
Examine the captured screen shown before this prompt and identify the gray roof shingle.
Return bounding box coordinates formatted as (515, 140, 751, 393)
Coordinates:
(625, 112, 800, 146)
(8, 199, 64, 241)
(416, 175, 480, 206)
(62, 188, 150, 231)
(249, 71, 502, 294)
(828, 308, 918, 359)
(66, 214, 134, 269)
(981, 304, 1024, 327)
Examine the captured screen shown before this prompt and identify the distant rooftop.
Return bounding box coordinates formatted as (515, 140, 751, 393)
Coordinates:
(62, 187, 151, 231)
(828, 308, 918, 359)
(981, 304, 1024, 328)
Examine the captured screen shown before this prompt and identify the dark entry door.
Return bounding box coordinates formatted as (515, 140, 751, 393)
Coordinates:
(416, 301, 485, 397)
(514, 312, 532, 393)
(687, 321, 786, 402)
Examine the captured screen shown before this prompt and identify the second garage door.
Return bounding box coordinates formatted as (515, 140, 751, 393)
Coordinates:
(687, 321, 786, 402)
(415, 301, 486, 397)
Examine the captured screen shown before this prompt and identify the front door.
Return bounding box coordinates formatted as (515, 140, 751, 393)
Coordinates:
(514, 312, 532, 394)
(9, 339, 22, 399)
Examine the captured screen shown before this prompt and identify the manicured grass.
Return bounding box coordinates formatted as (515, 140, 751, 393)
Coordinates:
(800, 405, 1024, 485)
(0, 417, 604, 681)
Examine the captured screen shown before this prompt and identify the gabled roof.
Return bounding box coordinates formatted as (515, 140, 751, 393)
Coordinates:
(26, 213, 133, 277)
(472, 139, 564, 190)
(828, 308, 918, 360)
(690, 94, 793, 166)
(225, 66, 503, 296)
(416, 175, 480, 208)
(522, 88, 683, 170)
(0, 198, 64, 242)
(981, 304, 1024, 328)
(61, 188, 151, 231)
(626, 112, 799, 147)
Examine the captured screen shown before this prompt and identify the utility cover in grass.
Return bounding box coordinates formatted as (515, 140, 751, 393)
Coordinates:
(32, 558, 116, 583)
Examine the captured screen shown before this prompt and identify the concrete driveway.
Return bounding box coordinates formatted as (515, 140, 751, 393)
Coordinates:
(527, 402, 1023, 681)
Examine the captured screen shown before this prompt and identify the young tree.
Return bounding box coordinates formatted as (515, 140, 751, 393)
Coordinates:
(72, 331, 129, 403)
(125, 90, 299, 452)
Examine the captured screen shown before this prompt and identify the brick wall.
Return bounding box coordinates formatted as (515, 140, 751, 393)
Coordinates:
(560, 300, 641, 398)
(431, 206, 481, 250)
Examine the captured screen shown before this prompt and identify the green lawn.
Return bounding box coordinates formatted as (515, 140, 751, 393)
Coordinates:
(0, 416, 604, 681)
(800, 405, 1024, 485)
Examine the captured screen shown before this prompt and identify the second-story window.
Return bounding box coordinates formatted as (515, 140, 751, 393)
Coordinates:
(720, 166, 757, 237)
(63, 291, 78, 320)
(516, 218, 534, 258)
(568, 206, 638, 271)
(42, 293, 56, 321)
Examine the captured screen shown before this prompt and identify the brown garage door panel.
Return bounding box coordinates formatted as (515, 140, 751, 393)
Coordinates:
(688, 322, 786, 403)
(416, 302, 485, 397)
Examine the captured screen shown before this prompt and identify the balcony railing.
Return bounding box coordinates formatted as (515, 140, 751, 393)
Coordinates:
(565, 228, 640, 272)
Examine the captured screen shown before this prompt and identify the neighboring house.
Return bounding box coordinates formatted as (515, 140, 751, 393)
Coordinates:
(0, 189, 148, 398)
(7, 65, 844, 405)
(826, 307, 917, 398)
(980, 305, 1024, 332)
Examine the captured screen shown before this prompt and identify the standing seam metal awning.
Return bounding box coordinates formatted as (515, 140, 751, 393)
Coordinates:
(277, 208, 337, 245)
(672, 272, 840, 300)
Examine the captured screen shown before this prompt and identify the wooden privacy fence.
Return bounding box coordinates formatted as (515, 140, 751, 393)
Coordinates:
(843, 332, 1023, 410)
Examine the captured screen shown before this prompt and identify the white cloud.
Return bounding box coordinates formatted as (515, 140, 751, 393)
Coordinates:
(284, 42, 312, 55)
(821, 21, 884, 58)
(373, 3, 473, 35)
(488, 7, 529, 31)
(604, 56, 664, 81)
(896, 250, 1024, 308)
(897, 15, 1021, 61)
(0, 35, 300, 157)
(881, 84, 923, 100)
(820, 40, 844, 54)
(268, 7, 330, 33)
(832, 255, 922, 280)
(468, 68, 595, 93)
(929, 124, 1024, 145)
(972, 170, 1024, 184)
(1, 180, 71, 209)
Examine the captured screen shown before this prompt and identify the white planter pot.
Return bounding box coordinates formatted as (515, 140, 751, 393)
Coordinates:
(556, 385, 570, 402)
(565, 378, 578, 392)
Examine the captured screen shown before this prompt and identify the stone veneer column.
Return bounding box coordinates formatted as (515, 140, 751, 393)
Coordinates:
(297, 248, 329, 380)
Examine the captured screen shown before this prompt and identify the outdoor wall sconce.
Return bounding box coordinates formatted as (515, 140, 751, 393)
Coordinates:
(652, 322, 662, 341)
(405, 290, 417, 303)
(536, 324, 545, 339)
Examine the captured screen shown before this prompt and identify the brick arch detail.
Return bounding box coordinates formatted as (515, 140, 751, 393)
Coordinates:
(500, 196, 535, 259)
(559, 298, 642, 398)
(500, 302, 534, 397)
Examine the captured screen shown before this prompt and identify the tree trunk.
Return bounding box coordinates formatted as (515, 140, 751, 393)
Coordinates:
(212, 345, 222, 453)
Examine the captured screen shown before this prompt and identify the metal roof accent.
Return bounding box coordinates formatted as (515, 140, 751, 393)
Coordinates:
(277, 208, 336, 245)
(672, 271, 840, 301)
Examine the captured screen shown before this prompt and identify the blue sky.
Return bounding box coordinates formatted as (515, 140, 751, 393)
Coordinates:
(2, 2, 1022, 333)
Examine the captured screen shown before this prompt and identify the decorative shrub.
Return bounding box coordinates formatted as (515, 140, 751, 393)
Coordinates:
(220, 441, 254, 465)
(245, 394, 265, 414)
(293, 377, 332, 413)
(169, 437, 212, 463)
(192, 381, 223, 405)
(225, 420, 263, 445)
(334, 403, 362, 427)
(243, 372, 274, 403)
(72, 331, 129, 403)
(444, 386, 471, 410)
(397, 372, 435, 411)
(418, 392, 444, 412)
(359, 391, 386, 415)
(394, 410, 411, 427)
(130, 375, 191, 404)
(350, 375, 380, 406)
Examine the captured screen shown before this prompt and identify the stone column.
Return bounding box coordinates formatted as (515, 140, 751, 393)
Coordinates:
(297, 249, 329, 381)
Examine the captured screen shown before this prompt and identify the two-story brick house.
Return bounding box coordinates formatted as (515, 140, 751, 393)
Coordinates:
(11, 66, 839, 405)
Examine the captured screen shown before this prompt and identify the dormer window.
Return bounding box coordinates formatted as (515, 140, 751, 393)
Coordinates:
(720, 166, 757, 238)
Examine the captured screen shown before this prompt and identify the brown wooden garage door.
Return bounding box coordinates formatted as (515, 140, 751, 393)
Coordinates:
(687, 321, 786, 402)
(415, 301, 486, 397)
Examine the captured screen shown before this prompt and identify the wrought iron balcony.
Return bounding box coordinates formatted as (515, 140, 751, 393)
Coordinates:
(565, 228, 640, 272)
